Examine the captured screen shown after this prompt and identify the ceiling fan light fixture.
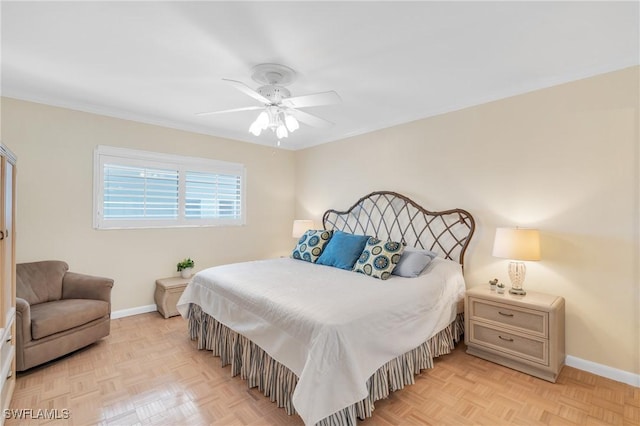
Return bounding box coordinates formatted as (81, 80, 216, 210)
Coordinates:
(205, 64, 340, 141)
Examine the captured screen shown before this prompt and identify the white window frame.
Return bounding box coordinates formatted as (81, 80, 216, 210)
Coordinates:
(93, 145, 246, 229)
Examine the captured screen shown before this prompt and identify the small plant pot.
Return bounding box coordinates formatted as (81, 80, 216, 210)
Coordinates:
(496, 286, 505, 294)
(180, 268, 193, 279)
(489, 278, 498, 291)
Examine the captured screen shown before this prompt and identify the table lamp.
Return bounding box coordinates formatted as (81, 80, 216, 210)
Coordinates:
(492, 227, 540, 295)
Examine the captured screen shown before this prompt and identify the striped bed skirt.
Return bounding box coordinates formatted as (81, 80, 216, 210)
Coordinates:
(187, 303, 464, 426)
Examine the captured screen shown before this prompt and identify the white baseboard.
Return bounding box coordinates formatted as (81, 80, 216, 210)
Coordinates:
(566, 355, 639, 387)
(108, 305, 639, 388)
(111, 304, 157, 319)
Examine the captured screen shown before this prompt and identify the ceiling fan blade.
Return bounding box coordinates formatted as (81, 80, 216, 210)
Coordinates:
(222, 78, 271, 104)
(196, 106, 263, 116)
(287, 108, 334, 128)
(281, 91, 341, 109)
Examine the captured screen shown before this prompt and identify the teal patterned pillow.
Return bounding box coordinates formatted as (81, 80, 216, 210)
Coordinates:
(353, 237, 405, 280)
(292, 229, 333, 263)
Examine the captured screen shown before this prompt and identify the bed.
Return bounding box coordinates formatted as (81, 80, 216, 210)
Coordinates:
(177, 191, 475, 425)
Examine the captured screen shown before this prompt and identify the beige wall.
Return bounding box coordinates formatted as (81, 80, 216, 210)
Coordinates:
(295, 67, 639, 375)
(2, 67, 638, 376)
(2, 98, 296, 313)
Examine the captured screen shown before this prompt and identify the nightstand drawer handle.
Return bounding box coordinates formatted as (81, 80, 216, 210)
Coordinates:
(498, 335, 514, 342)
(498, 311, 514, 317)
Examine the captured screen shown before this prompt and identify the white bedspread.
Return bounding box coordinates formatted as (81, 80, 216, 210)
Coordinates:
(177, 257, 466, 426)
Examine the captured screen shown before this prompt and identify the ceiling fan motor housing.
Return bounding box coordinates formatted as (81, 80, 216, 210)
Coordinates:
(257, 85, 291, 104)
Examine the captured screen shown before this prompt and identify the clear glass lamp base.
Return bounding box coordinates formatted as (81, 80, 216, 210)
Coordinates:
(508, 261, 527, 295)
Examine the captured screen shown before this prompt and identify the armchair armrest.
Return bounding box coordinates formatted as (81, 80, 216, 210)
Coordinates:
(15, 297, 32, 343)
(62, 272, 114, 305)
(15, 297, 32, 372)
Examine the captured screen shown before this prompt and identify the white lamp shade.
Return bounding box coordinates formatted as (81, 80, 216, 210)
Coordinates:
(292, 219, 314, 238)
(255, 111, 269, 128)
(492, 228, 541, 261)
(248, 111, 269, 136)
(248, 121, 263, 136)
(285, 115, 299, 132)
(276, 124, 288, 139)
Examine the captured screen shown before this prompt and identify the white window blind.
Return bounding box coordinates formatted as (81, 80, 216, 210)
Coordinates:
(94, 146, 245, 229)
(104, 165, 179, 220)
(185, 171, 242, 219)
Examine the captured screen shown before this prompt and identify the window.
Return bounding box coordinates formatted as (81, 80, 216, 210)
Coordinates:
(94, 146, 245, 229)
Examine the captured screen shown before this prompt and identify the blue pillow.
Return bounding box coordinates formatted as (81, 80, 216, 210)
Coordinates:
(316, 230, 370, 270)
(392, 247, 438, 278)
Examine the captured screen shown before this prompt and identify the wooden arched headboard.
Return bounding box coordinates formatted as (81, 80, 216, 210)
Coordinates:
(322, 191, 475, 267)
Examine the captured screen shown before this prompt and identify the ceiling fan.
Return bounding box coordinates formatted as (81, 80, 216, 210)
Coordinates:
(197, 63, 341, 140)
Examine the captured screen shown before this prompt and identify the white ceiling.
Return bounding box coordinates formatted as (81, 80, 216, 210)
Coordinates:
(2, 1, 638, 150)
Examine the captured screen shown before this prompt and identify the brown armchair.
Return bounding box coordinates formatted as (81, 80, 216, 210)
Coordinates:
(15, 260, 113, 371)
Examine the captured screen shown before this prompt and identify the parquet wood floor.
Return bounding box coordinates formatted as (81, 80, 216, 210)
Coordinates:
(8, 313, 639, 425)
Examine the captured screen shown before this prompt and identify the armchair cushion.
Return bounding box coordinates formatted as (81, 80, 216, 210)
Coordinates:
(16, 261, 68, 305)
(30, 299, 110, 340)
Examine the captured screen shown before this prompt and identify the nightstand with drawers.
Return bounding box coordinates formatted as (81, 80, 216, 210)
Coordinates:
(465, 286, 565, 382)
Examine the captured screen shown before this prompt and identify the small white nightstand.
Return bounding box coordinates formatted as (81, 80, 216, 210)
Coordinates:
(465, 286, 565, 382)
(155, 277, 190, 319)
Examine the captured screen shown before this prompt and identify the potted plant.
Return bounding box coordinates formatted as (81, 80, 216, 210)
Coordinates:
(489, 278, 498, 291)
(177, 257, 195, 278)
(496, 282, 506, 294)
